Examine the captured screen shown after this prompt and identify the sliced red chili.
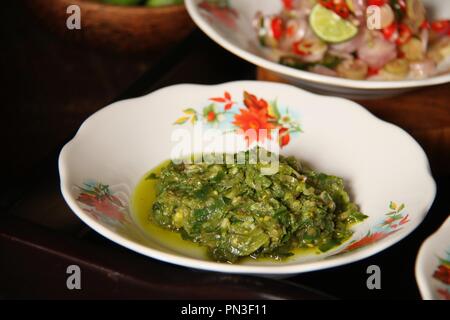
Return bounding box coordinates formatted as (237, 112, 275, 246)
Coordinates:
(382, 23, 397, 40)
(286, 24, 296, 37)
(318, 0, 334, 10)
(367, 67, 380, 76)
(318, 0, 350, 19)
(292, 40, 310, 56)
(396, 23, 412, 45)
(420, 20, 430, 30)
(367, 0, 387, 6)
(282, 0, 294, 10)
(431, 20, 450, 33)
(271, 17, 284, 40)
(334, 2, 350, 19)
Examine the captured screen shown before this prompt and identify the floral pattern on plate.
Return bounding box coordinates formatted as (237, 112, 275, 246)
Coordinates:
(433, 253, 450, 300)
(75, 181, 135, 237)
(340, 201, 409, 253)
(174, 90, 302, 147)
(416, 215, 450, 300)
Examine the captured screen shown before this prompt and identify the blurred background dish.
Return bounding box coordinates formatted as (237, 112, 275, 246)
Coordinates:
(185, 0, 450, 98)
(416, 216, 450, 300)
(25, 0, 195, 54)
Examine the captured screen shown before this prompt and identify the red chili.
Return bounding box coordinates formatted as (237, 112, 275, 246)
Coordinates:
(286, 24, 296, 37)
(367, 0, 386, 6)
(292, 40, 309, 56)
(368, 67, 380, 76)
(319, 0, 350, 19)
(318, 0, 334, 10)
(382, 23, 397, 40)
(282, 0, 294, 10)
(420, 20, 430, 30)
(334, 2, 350, 19)
(396, 23, 412, 45)
(431, 20, 450, 33)
(271, 17, 284, 40)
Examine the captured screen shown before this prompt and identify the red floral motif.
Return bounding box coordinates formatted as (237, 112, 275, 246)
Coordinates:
(232, 91, 299, 147)
(233, 108, 276, 145)
(340, 202, 408, 253)
(342, 230, 397, 252)
(399, 214, 409, 225)
(207, 111, 216, 122)
(433, 263, 450, 285)
(433, 256, 450, 300)
(233, 91, 299, 147)
(76, 183, 126, 221)
(175, 90, 302, 148)
(243, 91, 270, 113)
(437, 288, 450, 300)
(210, 91, 235, 110)
(279, 127, 291, 147)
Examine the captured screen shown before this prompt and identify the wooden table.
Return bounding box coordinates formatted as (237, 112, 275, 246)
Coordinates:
(1, 1, 449, 300)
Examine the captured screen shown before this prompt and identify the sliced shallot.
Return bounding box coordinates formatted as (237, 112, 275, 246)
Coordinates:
(409, 59, 437, 79)
(357, 31, 397, 68)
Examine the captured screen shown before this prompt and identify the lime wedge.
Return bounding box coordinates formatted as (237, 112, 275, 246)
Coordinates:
(310, 4, 358, 43)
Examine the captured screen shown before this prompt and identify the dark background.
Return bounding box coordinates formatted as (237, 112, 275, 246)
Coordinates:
(0, 1, 449, 299)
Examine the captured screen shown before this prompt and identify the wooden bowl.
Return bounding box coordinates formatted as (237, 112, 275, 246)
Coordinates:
(25, 0, 195, 54)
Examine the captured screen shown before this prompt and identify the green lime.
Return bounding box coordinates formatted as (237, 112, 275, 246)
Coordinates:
(309, 4, 358, 43)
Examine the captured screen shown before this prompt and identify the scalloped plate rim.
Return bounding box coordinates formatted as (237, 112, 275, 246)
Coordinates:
(415, 216, 450, 299)
(59, 81, 436, 275)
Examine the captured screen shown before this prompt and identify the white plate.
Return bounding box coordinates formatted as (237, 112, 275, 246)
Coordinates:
(59, 81, 436, 276)
(185, 0, 450, 99)
(416, 216, 450, 300)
